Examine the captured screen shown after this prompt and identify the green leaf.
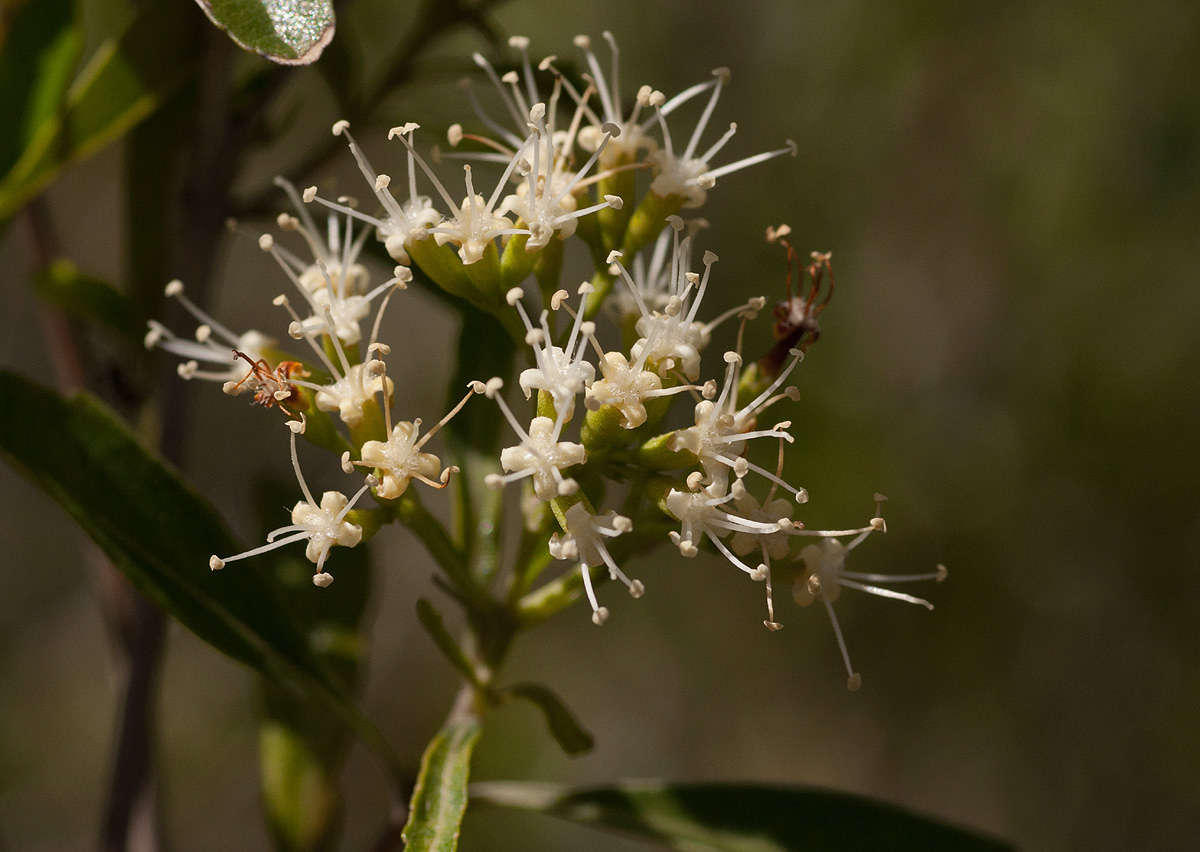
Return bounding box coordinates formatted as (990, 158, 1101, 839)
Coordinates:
(0, 3, 200, 224)
(0, 371, 396, 769)
(417, 598, 481, 686)
(194, 0, 334, 65)
(504, 683, 594, 756)
(402, 707, 483, 852)
(34, 259, 142, 346)
(0, 0, 81, 179)
(471, 781, 1013, 851)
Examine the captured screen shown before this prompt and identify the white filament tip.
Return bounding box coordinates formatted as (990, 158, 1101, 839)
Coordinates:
(340, 452, 355, 474)
(603, 194, 623, 209)
(606, 249, 623, 264)
(221, 381, 240, 396)
(573, 34, 591, 49)
(209, 555, 224, 571)
(764, 620, 784, 632)
(286, 415, 306, 435)
(508, 35, 530, 49)
(870, 517, 887, 532)
(750, 565, 769, 582)
(164, 279, 184, 297)
(313, 572, 334, 588)
(194, 324, 212, 343)
(702, 250, 719, 265)
(558, 478, 579, 496)
(447, 124, 463, 146)
(549, 289, 569, 309)
(302, 185, 317, 202)
(629, 579, 645, 598)
(847, 673, 862, 692)
(666, 215, 685, 231)
(484, 473, 504, 489)
(936, 564, 949, 582)
(591, 606, 609, 626)
(258, 234, 274, 251)
(467, 380, 487, 394)
(375, 174, 391, 191)
(506, 287, 525, 305)
(331, 120, 349, 136)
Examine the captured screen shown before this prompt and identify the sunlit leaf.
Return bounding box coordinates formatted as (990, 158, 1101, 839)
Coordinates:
(194, 0, 335, 65)
(471, 780, 1013, 851)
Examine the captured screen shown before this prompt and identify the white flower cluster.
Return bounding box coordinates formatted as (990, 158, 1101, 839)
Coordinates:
(146, 32, 943, 689)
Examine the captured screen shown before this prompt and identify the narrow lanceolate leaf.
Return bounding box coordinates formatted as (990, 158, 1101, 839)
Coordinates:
(402, 705, 483, 852)
(0, 372, 396, 768)
(505, 683, 594, 756)
(0, 3, 199, 224)
(194, 0, 335, 65)
(470, 781, 1014, 852)
(34, 260, 142, 347)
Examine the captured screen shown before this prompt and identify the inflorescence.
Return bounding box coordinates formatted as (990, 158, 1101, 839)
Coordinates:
(147, 32, 945, 690)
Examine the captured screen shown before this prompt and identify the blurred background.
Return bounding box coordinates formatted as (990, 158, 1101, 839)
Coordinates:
(2, 0, 1199, 849)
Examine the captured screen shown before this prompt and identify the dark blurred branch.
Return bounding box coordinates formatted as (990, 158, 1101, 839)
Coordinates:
(24, 198, 168, 852)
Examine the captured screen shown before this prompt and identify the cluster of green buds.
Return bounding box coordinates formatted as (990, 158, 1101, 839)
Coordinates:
(146, 32, 945, 690)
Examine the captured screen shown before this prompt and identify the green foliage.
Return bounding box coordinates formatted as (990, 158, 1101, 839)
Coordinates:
(402, 708, 483, 852)
(0, 2, 199, 224)
(503, 683, 594, 756)
(194, 0, 335, 65)
(0, 0, 80, 180)
(472, 781, 1013, 851)
(0, 371, 395, 768)
(34, 259, 142, 347)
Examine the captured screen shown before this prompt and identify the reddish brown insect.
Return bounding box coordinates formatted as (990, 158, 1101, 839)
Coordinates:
(758, 225, 834, 377)
(228, 350, 308, 416)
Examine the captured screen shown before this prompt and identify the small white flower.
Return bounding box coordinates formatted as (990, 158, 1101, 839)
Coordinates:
(312, 121, 442, 265)
(508, 285, 596, 421)
(355, 384, 480, 499)
(269, 280, 402, 427)
(729, 488, 796, 630)
(497, 106, 623, 250)
(145, 280, 273, 384)
(258, 225, 411, 346)
(664, 480, 788, 577)
(549, 502, 642, 625)
(209, 418, 371, 587)
(671, 348, 806, 497)
(646, 68, 797, 207)
(480, 378, 585, 499)
(610, 224, 764, 381)
(790, 497, 945, 690)
(564, 33, 660, 167)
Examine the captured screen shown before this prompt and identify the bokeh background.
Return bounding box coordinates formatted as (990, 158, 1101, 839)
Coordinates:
(2, 0, 1199, 849)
